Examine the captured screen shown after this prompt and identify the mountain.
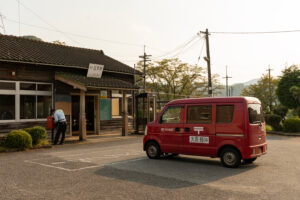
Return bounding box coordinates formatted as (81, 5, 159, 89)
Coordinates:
(215, 78, 259, 97)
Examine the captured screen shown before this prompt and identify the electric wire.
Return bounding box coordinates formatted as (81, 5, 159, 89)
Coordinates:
(210, 30, 300, 34)
(16, 0, 82, 46)
(152, 35, 198, 59)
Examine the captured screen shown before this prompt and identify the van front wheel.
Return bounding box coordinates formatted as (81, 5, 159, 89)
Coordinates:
(146, 142, 161, 159)
(220, 148, 241, 168)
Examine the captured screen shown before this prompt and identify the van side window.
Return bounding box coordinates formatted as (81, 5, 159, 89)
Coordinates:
(216, 105, 234, 124)
(187, 105, 212, 124)
(160, 106, 183, 124)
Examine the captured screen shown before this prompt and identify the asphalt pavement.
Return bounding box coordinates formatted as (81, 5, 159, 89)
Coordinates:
(0, 134, 299, 200)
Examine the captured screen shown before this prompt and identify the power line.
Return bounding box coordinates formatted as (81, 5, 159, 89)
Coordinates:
(16, 0, 82, 46)
(152, 35, 198, 59)
(197, 39, 205, 65)
(171, 37, 202, 58)
(210, 30, 300, 35)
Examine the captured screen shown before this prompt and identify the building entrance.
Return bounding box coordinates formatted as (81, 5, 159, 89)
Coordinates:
(72, 95, 95, 134)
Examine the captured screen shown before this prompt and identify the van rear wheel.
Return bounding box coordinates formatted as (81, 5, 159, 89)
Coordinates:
(146, 142, 161, 159)
(220, 148, 241, 168)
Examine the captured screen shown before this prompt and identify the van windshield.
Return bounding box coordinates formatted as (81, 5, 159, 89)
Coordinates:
(248, 104, 264, 124)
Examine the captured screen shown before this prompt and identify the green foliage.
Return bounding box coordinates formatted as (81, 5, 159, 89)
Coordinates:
(25, 126, 48, 145)
(276, 65, 300, 109)
(294, 107, 300, 117)
(265, 125, 273, 131)
(283, 118, 300, 133)
(5, 130, 32, 150)
(265, 114, 282, 131)
(273, 105, 288, 118)
(241, 74, 279, 111)
(135, 58, 223, 103)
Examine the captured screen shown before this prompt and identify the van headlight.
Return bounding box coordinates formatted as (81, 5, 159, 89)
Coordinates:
(144, 126, 148, 136)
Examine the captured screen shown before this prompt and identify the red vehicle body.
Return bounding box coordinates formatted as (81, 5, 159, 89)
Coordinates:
(143, 97, 267, 168)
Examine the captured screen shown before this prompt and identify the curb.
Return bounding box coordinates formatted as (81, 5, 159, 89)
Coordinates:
(267, 131, 300, 137)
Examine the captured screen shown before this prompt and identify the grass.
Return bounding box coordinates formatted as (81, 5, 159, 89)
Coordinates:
(0, 146, 7, 153)
(266, 125, 273, 131)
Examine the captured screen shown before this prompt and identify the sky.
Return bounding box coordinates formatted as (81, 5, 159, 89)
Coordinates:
(1, 0, 300, 85)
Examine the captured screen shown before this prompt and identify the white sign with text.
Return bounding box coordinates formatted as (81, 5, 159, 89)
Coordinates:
(87, 63, 104, 78)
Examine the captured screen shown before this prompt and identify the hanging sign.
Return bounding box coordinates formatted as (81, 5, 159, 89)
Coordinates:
(87, 63, 104, 78)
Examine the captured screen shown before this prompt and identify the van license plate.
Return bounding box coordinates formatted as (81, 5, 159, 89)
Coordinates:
(189, 136, 209, 144)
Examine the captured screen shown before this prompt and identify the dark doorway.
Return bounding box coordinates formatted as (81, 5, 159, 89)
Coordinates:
(85, 96, 94, 131)
(72, 95, 95, 133)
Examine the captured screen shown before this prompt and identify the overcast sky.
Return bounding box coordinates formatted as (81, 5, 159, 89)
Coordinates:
(1, 0, 300, 84)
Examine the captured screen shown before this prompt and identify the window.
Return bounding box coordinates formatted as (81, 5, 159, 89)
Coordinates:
(20, 95, 36, 119)
(0, 81, 53, 122)
(0, 82, 15, 90)
(248, 104, 264, 124)
(37, 84, 52, 91)
(21, 83, 36, 90)
(0, 95, 15, 120)
(187, 105, 212, 124)
(161, 106, 182, 124)
(37, 96, 52, 118)
(216, 105, 234, 123)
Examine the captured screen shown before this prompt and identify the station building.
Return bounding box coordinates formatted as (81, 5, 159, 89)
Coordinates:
(0, 35, 140, 139)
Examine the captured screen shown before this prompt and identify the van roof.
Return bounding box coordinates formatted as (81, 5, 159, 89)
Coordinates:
(166, 97, 261, 106)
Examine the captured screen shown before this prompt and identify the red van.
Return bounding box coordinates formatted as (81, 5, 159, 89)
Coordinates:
(143, 97, 267, 168)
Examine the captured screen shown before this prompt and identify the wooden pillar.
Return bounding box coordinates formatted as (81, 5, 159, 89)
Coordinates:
(95, 94, 101, 135)
(122, 91, 128, 136)
(79, 90, 87, 141)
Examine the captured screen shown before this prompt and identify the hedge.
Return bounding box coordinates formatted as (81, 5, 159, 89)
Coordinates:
(25, 126, 48, 145)
(5, 130, 32, 150)
(283, 118, 300, 133)
(265, 114, 282, 131)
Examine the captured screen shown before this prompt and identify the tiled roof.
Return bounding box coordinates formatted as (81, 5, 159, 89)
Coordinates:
(0, 34, 141, 75)
(56, 72, 138, 89)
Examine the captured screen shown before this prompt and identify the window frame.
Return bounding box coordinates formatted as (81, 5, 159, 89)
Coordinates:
(186, 104, 213, 124)
(0, 80, 53, 123)
(159, 105, 184, 124)
(216, 104, 235, 124)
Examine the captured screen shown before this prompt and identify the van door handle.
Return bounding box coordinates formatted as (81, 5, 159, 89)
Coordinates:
(184, 127, 190, 132)
(175, 127, 180, 132)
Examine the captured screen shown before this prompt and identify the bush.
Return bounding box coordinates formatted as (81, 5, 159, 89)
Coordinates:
(273, 105, 288, 119)
(25, 126, 48, 145)
(265, 114, 282, 131)
(283, 118, 300, 133)
(5, 130, 32, 150)
(266, 125, 273, 131)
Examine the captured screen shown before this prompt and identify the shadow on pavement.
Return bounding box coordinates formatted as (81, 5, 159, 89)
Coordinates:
(95, 155, 257, 189)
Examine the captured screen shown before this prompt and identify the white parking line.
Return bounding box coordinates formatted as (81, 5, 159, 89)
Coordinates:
(24, 160, 101, 172)
(51, 162, 66, 165)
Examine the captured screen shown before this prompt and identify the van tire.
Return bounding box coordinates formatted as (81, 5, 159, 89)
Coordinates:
(220, 147, 241, 168)
(146, 142, 161, 159)
(244, 158, 257, 164)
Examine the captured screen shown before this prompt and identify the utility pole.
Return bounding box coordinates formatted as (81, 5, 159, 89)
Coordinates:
(200, 29, 213, 97)
(267, 65, 273, 111)
(139, 45, 151, 93)
(223, 66, 232, 97)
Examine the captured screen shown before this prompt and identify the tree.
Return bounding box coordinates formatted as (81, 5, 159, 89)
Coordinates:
(135, 58, 223, 101)
(276, 65, 300, 109)
(53, 40, 66, 45)
(241, 74, 279, 111)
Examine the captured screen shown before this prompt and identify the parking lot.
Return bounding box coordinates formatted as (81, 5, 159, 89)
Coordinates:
(0, 134, 300, 200)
